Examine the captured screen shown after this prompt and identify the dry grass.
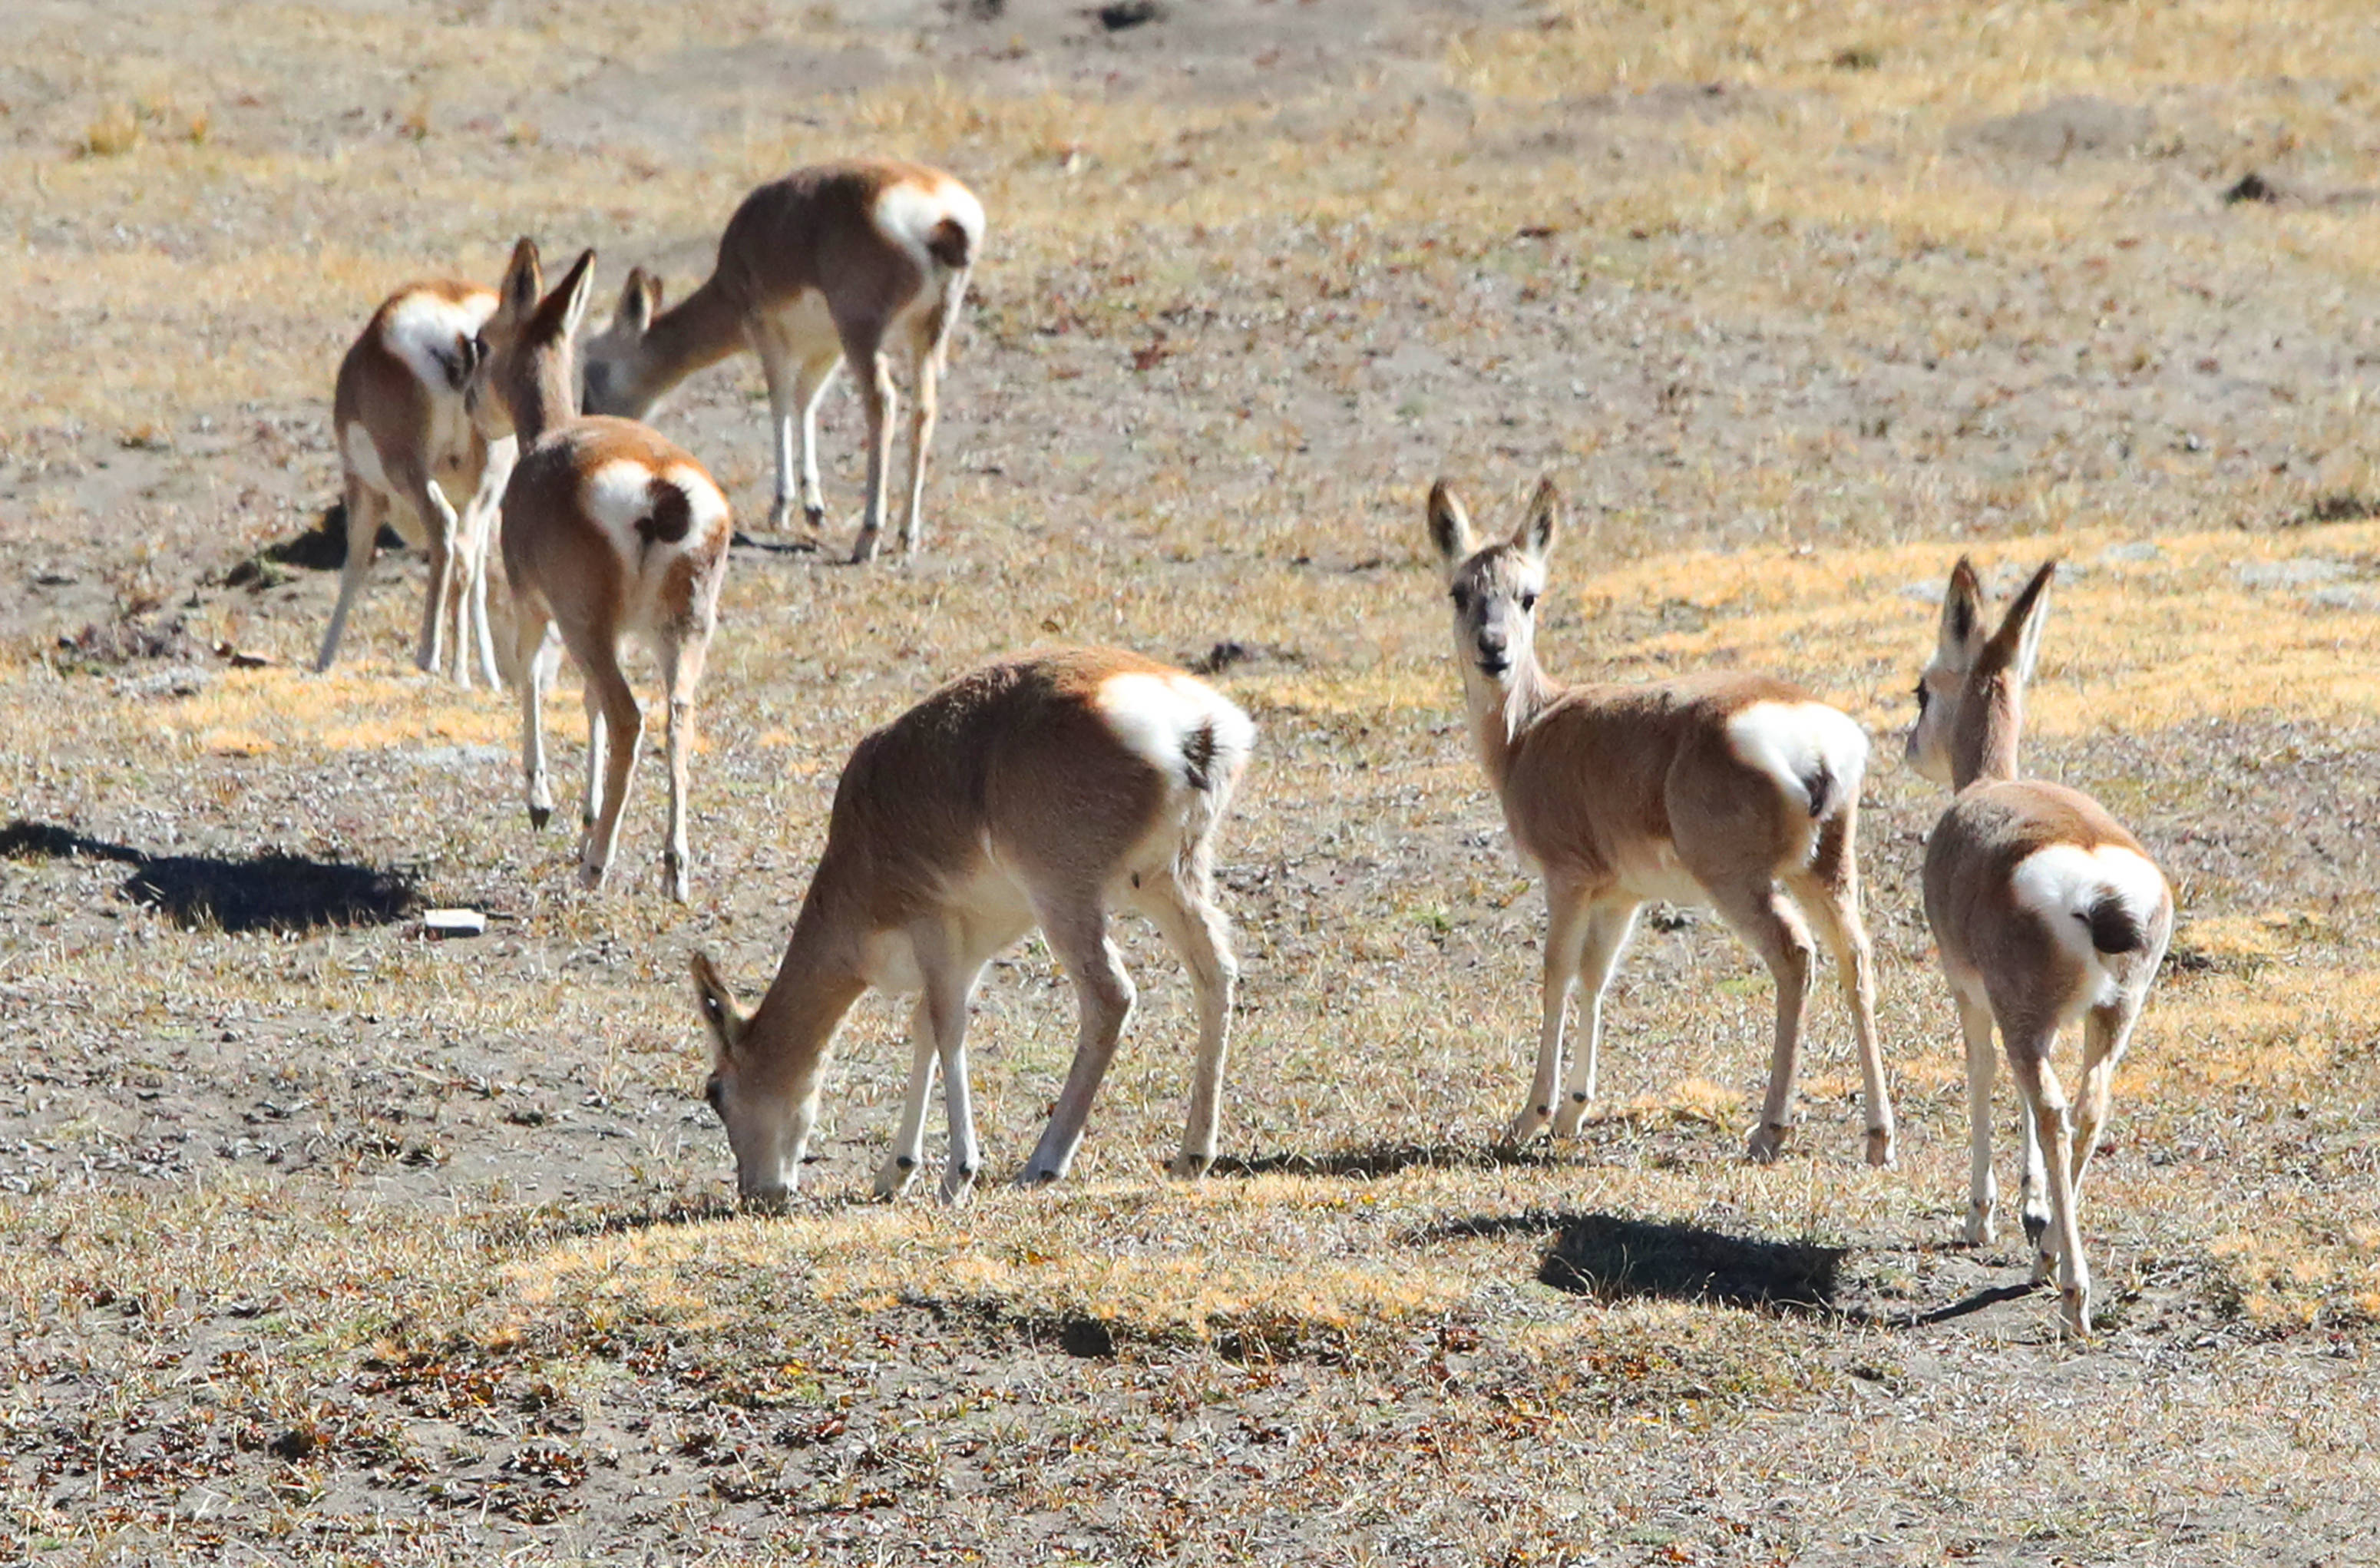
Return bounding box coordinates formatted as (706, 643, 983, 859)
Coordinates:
(6, 0, 2380, 1561)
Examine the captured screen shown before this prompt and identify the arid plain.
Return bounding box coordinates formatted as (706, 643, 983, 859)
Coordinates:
(4, 0, 2380, 1561)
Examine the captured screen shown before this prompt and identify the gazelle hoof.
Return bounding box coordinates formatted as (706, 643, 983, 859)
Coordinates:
(804, 502, 827, 530)
(2021, 1209, 2050, 1252)
(1502, 1106, 1552, 1149)
(1167, 1151, 1214, 1180)
(1864, 1127, 1896, 1169)
(1549, 1092, 1593, 1139)
(663, 855, 689, 904)
(2058, 1286, 2092, 1338)
(1962, 1205, 1995, 1246)
(872, 1156, 920, 1201)
(938, 1164, 978, 1206)
(577, 859, 607, 892)
(527, 804, 552, 831)
(849, 529, 882, 565)
(1746, 1121, 1792, 1163)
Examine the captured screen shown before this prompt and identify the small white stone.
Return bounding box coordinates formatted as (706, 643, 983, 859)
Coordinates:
(423, 908, 488, 939)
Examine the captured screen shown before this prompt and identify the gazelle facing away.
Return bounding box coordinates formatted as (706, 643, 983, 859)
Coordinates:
(580, 158, 983, 563)
(478, 240, 732, 903)
(689, 649, 1253, 1206)
(1909, 559, 2172, 1337)
(319, 280, 517, 686)
(1427, 478, 1895, 1166)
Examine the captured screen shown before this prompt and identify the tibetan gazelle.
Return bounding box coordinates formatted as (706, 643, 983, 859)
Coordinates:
(319, 280, 516, 685)
(1427, 478, 1895, 1166)
(689, 649, 1253, 1206)
(1908, 558, 2172, 1337)
(478, 240, 732, 903)
(579, 158, 983, 563)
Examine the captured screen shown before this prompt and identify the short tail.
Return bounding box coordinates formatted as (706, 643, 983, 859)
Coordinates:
(2081, 892, 2148, 955)
(927, 216, 973, 270)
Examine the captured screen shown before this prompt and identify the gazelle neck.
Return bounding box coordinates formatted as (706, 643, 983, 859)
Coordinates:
(1952, 670, 2023, 789)
(1465, 652, 1561, 795)
(630, 276, 748, 405)
(741, 878, 870, 1097)
(504, 347, 580, 448)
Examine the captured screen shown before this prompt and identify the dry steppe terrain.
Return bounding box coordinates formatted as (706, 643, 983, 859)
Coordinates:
(3, 1, 2380, 1562)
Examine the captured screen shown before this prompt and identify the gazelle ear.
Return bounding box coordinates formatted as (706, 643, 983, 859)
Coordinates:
(497, 236, 542, 326)
(1990, 559, 2058, 686)
(689, 950, 748, 1061)
(615, 266, 659, 335)
(1426, 481, 1478, 567)
(550, 249, 598, 342)
(1937, 556, 1987, 667)
(1513, 477, 1561, 563)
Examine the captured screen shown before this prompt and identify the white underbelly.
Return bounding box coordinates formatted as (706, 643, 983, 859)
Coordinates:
(1611, 843, 1709, 908)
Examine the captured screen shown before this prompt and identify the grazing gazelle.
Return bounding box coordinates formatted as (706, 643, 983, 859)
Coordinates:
(1426, 478, 1895, 1166)
(579, 158, 984, 563)
(476, 239, 732, 902)
(319, 279, 516, 686)
(689, 649, 1254, 1206)
(1909, 558, 2171, 1336)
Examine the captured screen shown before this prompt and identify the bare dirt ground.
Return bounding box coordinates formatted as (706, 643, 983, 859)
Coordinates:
(5, 1, 2380, 1562)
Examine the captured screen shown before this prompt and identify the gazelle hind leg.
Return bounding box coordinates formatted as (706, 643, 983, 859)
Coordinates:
(1955, 987, 1999, 1243)
(1549, 899, 1641, 1138)
(873, 997, 940, 1199)
(1707, 883, 1816, 1163)
(655, 630, 709, 904)
(1787, 812, 1896, 1165)
(2071, 995, 2144, 1201)
(912, 925, 989, 1206)
(1020, 898, 1135, 1187)
(845, 340, 897, 564)
(316, 477, 383, 673)
(897, 336, 940, 553)
(1133, 875, 1239, 1179)
(512, 602, 558, 830)
(2006, 1035, 2092, 1335)
(557, 627, 641, 892)
(399, 469, 463, 678)
(1507, 878, 1595, 1148)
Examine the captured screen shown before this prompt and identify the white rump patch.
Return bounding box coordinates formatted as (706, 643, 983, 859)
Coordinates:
(1724, 701, 1869, 819)
(2011, 843, 2167, 999)
(380, 289, 497, 394)
(582, 458, 659, 557)
(1093, 672, 1256, 790)
(874, 177, 986, 274)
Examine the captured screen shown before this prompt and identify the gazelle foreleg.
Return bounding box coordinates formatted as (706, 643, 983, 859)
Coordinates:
(898, 330, 942, 554)
(656, 629, 709, 904)
(1714, 882, 1816, 1164)
(398, 465, 464, 679)
(1550, 898, 1642, 1138)
(845, 337, 898, 564)
(457, 434, 516, 688)
(874, 995, 941, 1200)
(1507, 878, 1595, 1148)
(316, 476, 385, 673)
(512, 600, 559, 829)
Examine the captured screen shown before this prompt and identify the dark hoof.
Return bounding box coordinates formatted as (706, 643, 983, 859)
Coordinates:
(528, 805, 551, 831)
(2023, 1212, 2049, 1249)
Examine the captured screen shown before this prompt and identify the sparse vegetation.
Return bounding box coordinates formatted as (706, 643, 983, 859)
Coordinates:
(5, 0, 2380, 1562)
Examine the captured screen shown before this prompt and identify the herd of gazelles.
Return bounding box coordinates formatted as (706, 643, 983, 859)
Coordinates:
(310, 159, 2170, 1337)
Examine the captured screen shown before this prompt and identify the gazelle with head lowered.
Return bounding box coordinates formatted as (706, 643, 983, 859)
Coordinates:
(580, 158, 983, 563)
(690, 648, 1253, 1206)
(1908, 559, 2171, 1337)
(477, 239, 732, 902)
(1426, 478, 1895, 1166)
(319, 279, 516, 685)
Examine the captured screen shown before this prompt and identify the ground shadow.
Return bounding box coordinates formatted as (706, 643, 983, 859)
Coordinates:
(1414, 1207, 2050, 1328)
(0, 819, 418, 934)
(1211, 1140, 1563, 1180)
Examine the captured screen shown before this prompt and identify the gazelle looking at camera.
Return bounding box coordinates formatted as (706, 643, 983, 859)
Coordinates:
(476, 239, 732, 903)
(579, 159, 983, 563)
(1908, 558, 2171, 1337)
(689, 648, 1253, 1206)
(319, 279, 515, 686)
(1426, 478, 1895, 1166)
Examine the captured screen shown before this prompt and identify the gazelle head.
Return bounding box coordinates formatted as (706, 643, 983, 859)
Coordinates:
(689, 951, 809, 1206)
(1906, 556, 2056, 789)
(475, 238, 598, 446)
(1426, 477, 1559, 687)
(577, 266, 665, 420)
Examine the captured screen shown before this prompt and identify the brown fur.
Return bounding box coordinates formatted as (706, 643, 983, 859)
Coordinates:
(580, 158, 983, 561)
(1909, 557, 2173, 1337)
(319, 280, 514, 686)
(693, 648, 1252, 1205)
(481, 240, 732, 904)
(1428, 478, 1895, 1166)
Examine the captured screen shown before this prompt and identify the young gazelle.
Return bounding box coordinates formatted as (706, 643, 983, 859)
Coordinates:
(689, 649, 1253, 1206)
(1908, 559, 2172, 1336)
(319, 280, 516, 685)
(478, 240, 732, 902)
(579, 159, 984, 563)
(1427, 479, 1895, 1166)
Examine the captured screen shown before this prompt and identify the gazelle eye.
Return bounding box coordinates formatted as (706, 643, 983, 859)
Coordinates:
(1914, 683, 1931, 711)
(1519, 591, 1539, 613)
(1449, 586, 1470, 612)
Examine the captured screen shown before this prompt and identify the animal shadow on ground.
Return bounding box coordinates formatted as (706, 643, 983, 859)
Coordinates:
(0, 819, 419, 934)
(1416, 1209, 2044, 1326)
(1212, 1140, 1563, 1180)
